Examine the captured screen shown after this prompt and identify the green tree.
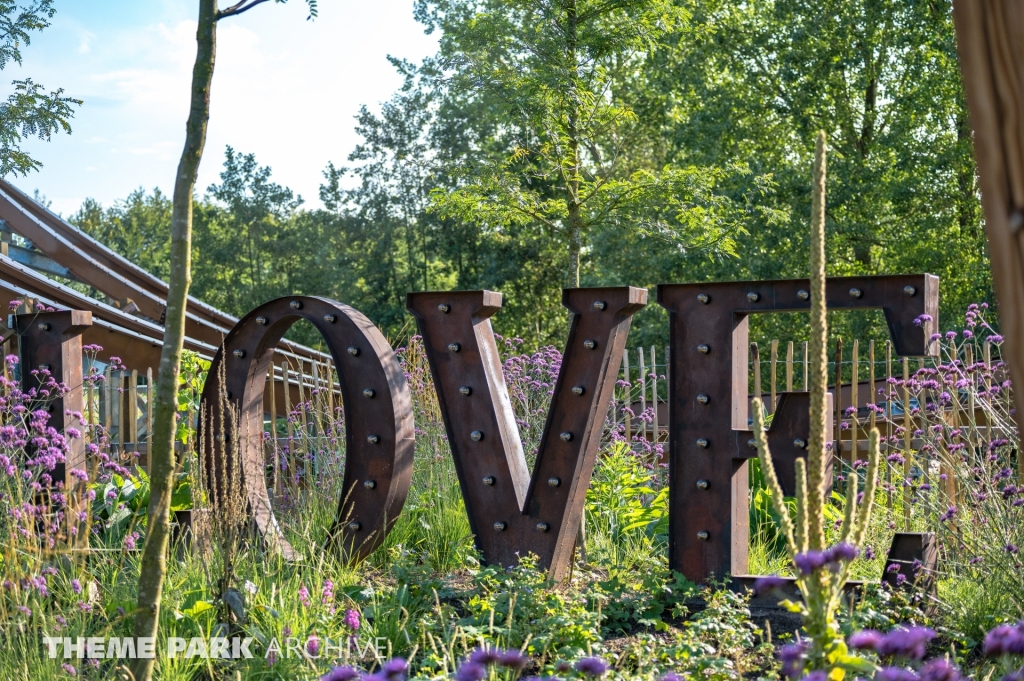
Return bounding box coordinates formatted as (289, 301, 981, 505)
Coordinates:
(624, 0, 990, 336)
(72, 190, 174, 281)
(202, 146, 303, 311)
(0, 0, 80, 176)
(419, 0, 764, 289)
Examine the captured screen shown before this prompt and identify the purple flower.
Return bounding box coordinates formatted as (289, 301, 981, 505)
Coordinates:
(321, 668, 360, 681)
(455, 662, 486, 681)
(877, 626, 937, 660)
(71, 579, 81, 594)
(824, 542, 858, 565)
(800, 673, 827, 681)
(306, 636, 320, 657)
(983, 622, 1024, 656)
(780, 642, 807, 677)
(939, 506, 956, 522)
(754, 575, 789, 595)
(298, 585, 311, 608)
(498, 650, 527, 670)
(848, 629, 883, 651)
(344, 608, 360, 630)
(793, 550, 828, 575)
(382, 658, 407, 680)
(469, 648, 501, 665)
(876, 668, 920, 681)
(575, 657, 608, 677)
(919, 658, 960, 681)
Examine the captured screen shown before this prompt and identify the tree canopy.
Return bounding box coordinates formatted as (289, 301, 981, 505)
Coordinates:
(74, 0, 991, 349)
(0, 0, 80, 176)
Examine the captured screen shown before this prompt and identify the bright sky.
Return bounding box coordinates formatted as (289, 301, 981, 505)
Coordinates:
(8, 0, 439, 216)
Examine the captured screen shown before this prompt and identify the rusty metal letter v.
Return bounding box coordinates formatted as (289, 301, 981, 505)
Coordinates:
(408, 287, 646, 580)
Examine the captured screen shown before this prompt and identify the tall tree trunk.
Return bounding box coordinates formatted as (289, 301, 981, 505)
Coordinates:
(131, 2, 217, 678)
(953, 0, 1024, 448)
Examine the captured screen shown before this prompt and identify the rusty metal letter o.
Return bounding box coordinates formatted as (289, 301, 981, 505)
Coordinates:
(199, 296, 414, 563)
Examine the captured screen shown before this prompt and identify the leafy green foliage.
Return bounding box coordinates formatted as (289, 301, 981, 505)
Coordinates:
(0, 1, 80, 176)
(464, 556, 602, 659)
(421, 0, 765, 287)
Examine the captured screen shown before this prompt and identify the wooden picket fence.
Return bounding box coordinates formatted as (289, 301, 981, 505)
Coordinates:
(612, 337, 1006, 518)
(74, 358, 341, 475)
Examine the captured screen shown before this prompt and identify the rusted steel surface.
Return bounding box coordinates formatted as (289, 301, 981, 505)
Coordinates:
(763, 391, 834, 496)
(199, 296, 414, 563)
(1, 179, 229, 330)
(13, 310, 92, 489)
(0, 266, 323, 408)
(883, 532, 937, 596)
(0, 181, 331, 367)
(658, 275, 939, 583)
(408, 287, 646, 581)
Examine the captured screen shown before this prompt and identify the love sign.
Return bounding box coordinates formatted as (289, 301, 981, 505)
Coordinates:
(187, 275, 938, 580)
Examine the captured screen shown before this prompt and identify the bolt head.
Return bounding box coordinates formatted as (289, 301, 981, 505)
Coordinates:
(797, 290, 810, 300)
(324, 314, 336, 323)
(697, 293, 710, 304)
(348, 521, 361, 531)
(470, 430, 483, 441)
(448, 343, 461, 352)
(696, 479, 709, 490)
(438, 303, 450, 313)
(347, 346, 360, 356)
(747, 292, 760, 302)
(748, 438, 757, 448)
(697, 530, 710, 541)
(363, 480, 376, 489)
(367, 434, 380, 444)
(37, 322, 50, 331)
(583, 339, 597, 350)
(536, 522, 550, 532)
(362, 388, 375, 398)
(696, 438, 708, 448)
(289, 300, 302, 310)
(571, 385, 585, 396)
(493, 521, 506, 532)
(482, 476, 496, 486)
(904, 285, 917, 296)
(593, 301, 606, 310)
(459, 386, 472, 396)
(697, 344, 710, 354)
(547, 477, 561, 487)
(794, 438, 807, 449)
(233, 349, 245, 358)
(849, 287, 862, 299)
(560, 431, 573, 442)
(256, 316, 268, 325)
(697, 394, 709, 404)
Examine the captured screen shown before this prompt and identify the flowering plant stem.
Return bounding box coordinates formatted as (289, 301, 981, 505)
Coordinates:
(751, 131, 879, 678)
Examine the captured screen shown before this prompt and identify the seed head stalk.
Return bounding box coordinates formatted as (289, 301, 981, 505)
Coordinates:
(752, 132, 882, 676)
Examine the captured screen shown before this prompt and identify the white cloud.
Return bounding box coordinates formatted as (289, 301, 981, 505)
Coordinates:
(13, 0, 440, 215)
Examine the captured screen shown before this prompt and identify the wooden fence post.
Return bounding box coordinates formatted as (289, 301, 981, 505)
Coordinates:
(952, 2, 1024, 439)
